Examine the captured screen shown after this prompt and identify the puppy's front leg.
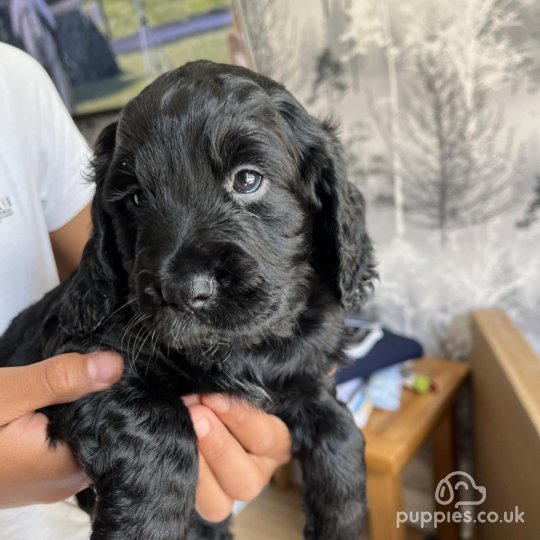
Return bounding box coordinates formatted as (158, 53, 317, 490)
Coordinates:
(46, 378, 198, 540)
(281, 393, 366, 540)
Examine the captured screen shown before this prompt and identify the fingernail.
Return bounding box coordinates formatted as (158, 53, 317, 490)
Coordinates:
(193, 416, 210, 437)
(205, 394, 230, 413)
(87, 352, 123, 383)
(182, 394, 201, 407)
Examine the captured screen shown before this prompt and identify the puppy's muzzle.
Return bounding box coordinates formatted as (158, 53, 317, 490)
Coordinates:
(162, 272, 217, 312)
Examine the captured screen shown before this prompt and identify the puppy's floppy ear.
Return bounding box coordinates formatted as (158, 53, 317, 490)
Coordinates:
(59, 122, 120, 335)
(272, 91, 376, 309)
(311, 120, 376, 310)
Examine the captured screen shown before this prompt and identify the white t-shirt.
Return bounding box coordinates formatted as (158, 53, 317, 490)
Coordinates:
(0, 43, 93, 539)
(0, 42, 94, 334)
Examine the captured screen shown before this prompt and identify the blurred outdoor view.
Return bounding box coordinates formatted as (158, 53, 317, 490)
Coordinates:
(0, 0, 233, 114)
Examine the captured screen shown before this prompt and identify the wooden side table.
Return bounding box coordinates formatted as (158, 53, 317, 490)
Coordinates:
(364, 357, 470, 540)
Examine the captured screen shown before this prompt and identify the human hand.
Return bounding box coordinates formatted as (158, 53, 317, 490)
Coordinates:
(183, 394, 292, 522)
(0, 351, 123, 508)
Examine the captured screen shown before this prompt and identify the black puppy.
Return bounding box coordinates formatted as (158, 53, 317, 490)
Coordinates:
(0, 61, 375, 540)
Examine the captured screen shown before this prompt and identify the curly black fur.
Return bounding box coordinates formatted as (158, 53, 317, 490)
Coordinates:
(0, 61, 376, 540)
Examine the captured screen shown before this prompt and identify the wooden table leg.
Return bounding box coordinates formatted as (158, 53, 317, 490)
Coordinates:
(367, 468, 406, 540)
(433, 406, 460, 540)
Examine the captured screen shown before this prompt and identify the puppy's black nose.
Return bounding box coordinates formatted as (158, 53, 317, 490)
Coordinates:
(178, 273, 216, 310)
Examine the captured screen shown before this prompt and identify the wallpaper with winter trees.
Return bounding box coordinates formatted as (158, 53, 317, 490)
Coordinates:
(240, 0, 540, 357)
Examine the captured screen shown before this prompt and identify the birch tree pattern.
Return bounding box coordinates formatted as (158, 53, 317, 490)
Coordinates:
(240, 0, 540, 356)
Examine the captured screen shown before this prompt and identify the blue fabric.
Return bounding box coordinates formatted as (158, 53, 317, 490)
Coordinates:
(366, 365, 402, 411)
(335, 329, 423, 384)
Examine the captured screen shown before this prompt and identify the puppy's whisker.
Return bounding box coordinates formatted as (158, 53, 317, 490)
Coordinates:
(97, 297, 137, 333)
(134, 329, 151, 373)
(213, 344, 231, 367)
(201, 342, 214, 357)
(173, 320, 182, 350)
(237, 208, 261, 221)
(126, 321, 142, 372)
(265, 324, 285, 347)
(209, 341, 222, 358)
(120, 312, 148, 364)
(132, 323, 150, 368)
(283, 305, 301, 336)
(135, 268, 153, 279)
(256, 326, 271, 348)
(144, 327, 159, 376)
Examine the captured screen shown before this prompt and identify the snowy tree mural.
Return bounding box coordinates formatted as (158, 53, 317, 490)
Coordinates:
(239, 0, 315, 96)
(347, 0, 407, 237)
(239, 0, 540, 355)
(517, 175, 540, 228)
(405, 1, 526, 242)
(400, 34, 523, 242)
(309, 0, 358, 110)
(342, 121, 388, 200)
(435, 0, 527, 111)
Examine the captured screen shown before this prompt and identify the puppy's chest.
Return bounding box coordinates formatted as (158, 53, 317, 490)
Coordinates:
(143, 348, 324, 411)
(55, 320, 339, 407)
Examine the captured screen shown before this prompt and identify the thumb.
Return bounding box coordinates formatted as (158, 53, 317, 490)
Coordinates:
(0, 351, 123, 426)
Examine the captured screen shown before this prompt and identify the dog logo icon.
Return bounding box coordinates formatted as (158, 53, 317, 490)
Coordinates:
(435, 471, 486, 507)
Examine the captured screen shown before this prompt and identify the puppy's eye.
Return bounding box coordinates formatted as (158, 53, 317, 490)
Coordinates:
(130, 190, 146, 207)
(233, 170, 263, 194)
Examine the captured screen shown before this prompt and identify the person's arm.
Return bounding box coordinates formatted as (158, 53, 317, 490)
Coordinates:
(49, 203, 91, 281)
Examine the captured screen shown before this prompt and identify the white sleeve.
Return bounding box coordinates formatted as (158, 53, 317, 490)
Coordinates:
(33, 60, 95, 232)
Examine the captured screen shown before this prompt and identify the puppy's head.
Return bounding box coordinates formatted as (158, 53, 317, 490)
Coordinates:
(63, 61, 375, 348)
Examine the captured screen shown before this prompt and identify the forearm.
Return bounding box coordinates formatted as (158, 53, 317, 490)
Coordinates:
(49, 203, 91, 282)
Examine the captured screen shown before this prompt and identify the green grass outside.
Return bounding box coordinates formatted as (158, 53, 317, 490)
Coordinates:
(83, 0, 231, 39)
(74, 28, 231, 114)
